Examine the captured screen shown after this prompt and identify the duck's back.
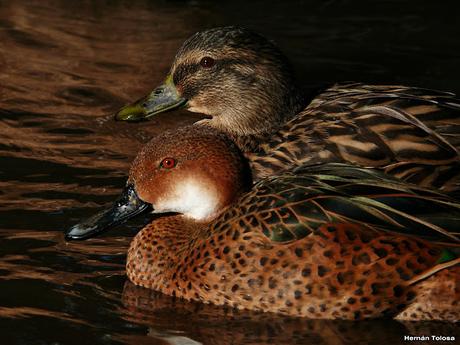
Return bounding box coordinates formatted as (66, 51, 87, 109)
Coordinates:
(212, 163, 460, 246)
(247, 83, 460, 193)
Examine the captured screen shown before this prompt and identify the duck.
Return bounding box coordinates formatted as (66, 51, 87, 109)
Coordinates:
(66, 126, 460, 321)
(115, 26, 460, 193)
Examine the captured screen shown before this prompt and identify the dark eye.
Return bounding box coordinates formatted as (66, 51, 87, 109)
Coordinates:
(160, 157, 176, 169)
(200, 56, 215, 68)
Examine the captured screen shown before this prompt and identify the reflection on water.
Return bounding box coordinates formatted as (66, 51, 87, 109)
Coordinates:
(0, 1, 459, 344)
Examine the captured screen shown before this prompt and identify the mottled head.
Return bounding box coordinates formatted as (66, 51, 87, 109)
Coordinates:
(129, 126, 251, 221)
(116, 26, 305, 136)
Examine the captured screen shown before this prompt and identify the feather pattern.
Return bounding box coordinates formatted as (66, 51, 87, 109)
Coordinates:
(211, 163, 460, 245)
(247, 83, 460, 193)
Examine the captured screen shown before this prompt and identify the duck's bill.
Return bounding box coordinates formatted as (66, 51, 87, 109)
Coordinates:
(115, 75, 187, 122)
(65, 184, 151, 241)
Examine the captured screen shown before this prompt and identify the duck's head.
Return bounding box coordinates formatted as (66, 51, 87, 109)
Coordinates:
(65, 126, 251, 240)
(115, 26, 305, 136)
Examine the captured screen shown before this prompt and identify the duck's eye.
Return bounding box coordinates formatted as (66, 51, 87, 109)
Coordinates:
(200, 56, 215, 68)
(160, 157, 176, 169)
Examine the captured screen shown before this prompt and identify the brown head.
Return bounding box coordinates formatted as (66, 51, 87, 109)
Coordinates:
(128, 126, 251, 221)
(65, 126, 251, 240)
(116, 26, 305, 136)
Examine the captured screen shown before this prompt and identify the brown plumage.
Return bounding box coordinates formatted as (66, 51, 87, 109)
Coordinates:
(115, 27, 460, 193)
(66, 126, 460, 320)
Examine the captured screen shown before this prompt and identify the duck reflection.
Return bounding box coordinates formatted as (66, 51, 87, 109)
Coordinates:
(120, 281, 460, 345)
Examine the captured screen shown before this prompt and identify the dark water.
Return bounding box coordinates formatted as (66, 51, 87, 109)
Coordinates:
(1, 1, 459, 344)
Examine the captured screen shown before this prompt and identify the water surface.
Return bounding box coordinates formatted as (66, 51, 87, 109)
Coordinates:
(1, 1, 459, 344)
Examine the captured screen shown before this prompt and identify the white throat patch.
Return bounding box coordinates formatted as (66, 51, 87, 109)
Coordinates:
(153, 179, 219, 221)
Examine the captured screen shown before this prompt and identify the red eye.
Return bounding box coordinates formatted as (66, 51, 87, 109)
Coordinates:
(200, 56, 215, 68)
(160, 157, 176, 169)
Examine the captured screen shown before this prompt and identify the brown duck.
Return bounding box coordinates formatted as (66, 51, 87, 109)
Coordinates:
(115, 26, 460, 193)
(66, 126, 460, 321)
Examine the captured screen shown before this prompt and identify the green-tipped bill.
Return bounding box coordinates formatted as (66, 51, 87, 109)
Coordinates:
(115, 75, 187, 122)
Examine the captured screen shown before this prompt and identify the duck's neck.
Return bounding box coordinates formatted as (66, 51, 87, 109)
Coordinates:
(126, 214, 210, 296)
(199, 81, 306, 143)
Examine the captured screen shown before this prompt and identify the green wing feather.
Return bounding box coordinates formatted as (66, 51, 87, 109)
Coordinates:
(215, 163, 460, 245)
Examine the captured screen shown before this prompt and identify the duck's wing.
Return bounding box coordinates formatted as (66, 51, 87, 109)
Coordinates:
(214, 163, 460, 246)
(295, 83, 460, 191)
(312, 83, 460, 147)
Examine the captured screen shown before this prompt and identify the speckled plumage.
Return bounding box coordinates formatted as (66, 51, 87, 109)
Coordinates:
(246, 83, 460, 192)
(120, 127, 460, 320)
(116, 27, 460, 193)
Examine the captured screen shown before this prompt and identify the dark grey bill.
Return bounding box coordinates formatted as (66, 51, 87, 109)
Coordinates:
(65, 184, 151, 241)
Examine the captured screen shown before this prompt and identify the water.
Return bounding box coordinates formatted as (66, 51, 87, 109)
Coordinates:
(1, 1, 459, 344)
